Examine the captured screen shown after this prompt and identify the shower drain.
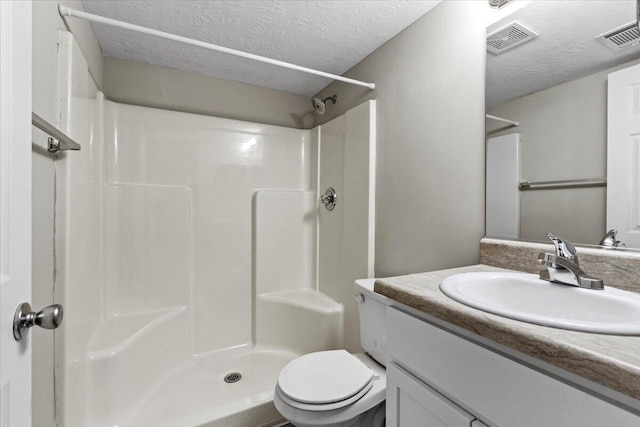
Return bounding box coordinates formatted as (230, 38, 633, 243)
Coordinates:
(224, 372, 242, 383)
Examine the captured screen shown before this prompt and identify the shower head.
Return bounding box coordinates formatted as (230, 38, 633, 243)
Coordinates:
(311, 95, 338, 115)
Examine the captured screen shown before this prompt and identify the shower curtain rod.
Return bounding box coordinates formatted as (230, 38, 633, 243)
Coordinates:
(58, 5, 376, 90)
(485, 114, 520, 127)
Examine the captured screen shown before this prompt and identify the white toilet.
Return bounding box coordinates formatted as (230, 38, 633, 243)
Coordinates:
(274, 279, 388, 427)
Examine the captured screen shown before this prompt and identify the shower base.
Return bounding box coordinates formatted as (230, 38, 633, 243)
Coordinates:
(74, 290, 343, 427)
(124, 346, 299, 427)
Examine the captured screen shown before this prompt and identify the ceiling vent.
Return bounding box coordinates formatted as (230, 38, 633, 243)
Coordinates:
(596, 22, 640, 52)
(487, 22, 538, 55)
(488, 0, 516, 9)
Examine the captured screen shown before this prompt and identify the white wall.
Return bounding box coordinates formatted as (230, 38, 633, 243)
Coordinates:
(488, 57, 640, 245)
(31, 2, 103, 426)
(103, 57, 314, 129)
(313, 1, 487, 277)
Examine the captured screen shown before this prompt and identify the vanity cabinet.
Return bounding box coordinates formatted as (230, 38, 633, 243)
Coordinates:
(386, 306, 640, 427)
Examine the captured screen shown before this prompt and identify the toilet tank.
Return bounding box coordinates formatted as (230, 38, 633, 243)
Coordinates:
(354, 279, 389, 366)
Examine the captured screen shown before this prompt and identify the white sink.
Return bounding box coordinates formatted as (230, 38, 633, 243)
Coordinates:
(439, 272, 640, 335)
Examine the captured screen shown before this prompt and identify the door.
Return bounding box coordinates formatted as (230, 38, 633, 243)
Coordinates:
(607, 63, 640, 247)
(0, 1, 33, 426)
(486, 133, 520, 239)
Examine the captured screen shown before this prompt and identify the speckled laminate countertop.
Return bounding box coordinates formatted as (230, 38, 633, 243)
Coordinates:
(374, 264, 640, 403)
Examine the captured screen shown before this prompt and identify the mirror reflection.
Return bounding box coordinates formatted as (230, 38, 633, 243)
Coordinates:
(485, 0, 640, 248)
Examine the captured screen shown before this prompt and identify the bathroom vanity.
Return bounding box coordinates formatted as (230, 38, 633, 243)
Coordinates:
(376, 264, 640, 427)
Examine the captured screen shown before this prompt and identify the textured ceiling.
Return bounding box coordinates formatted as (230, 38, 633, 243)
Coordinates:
(82, 0, 440, 96)
(487, 1, 640, 108)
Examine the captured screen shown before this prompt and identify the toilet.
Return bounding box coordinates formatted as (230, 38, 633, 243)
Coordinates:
(274, 279, 388, 427)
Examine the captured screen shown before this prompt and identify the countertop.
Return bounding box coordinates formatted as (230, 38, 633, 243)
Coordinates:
(374, 264, 640, 404)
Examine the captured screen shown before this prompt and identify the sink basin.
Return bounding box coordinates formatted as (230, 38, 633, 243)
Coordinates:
(439, 272, 640, 335)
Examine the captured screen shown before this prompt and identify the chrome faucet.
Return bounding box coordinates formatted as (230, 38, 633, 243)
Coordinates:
(599, 229, 626, 248)
(538, 233, 604, 290)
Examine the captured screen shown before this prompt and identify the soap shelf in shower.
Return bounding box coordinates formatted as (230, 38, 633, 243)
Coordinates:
(87, 306, 186, 358)
(260, 289, 343, 314)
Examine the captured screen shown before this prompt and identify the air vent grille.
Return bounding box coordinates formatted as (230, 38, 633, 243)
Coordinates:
(488, 0, 516, 9)
(487, 22, 538, 55)
(596, 22, 640, 51)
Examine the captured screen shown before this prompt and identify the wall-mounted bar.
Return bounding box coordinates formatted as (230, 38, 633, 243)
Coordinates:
(519, 178, 606, 191)
(58, 5, 376, 91)
(32, 112, 81, 153)
(486, 114, 520, 127)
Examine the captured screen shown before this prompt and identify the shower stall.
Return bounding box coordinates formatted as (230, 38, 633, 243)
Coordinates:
(54, 33, 375, 427)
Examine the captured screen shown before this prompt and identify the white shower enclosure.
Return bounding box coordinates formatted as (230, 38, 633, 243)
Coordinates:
(53, 33, 375, 427)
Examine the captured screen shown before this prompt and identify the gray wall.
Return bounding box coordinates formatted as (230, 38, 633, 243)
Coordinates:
(488, 57, 640, 246)
(313, 1, 487, 277)
(103, 57, 314, 129)
(32, 2, 103, 426)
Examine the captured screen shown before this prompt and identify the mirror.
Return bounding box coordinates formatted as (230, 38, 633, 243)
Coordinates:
(485, 0, 640, 247)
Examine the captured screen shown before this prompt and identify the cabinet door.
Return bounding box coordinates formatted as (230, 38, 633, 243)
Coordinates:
(387, 362, 475, 427)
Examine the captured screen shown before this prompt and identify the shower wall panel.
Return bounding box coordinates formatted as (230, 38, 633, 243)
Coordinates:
(104, 184, 192, 316)
(254, 190, 316, 295)
(318, 100, 376, 353)
(103, 102, 311, 354)
(253, 190, 343, 353)
(54, 32, 103, 427)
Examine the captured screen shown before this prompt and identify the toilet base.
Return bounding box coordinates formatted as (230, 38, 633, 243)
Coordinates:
(350, 401, 385, 427)
(280, 401, 385, 427)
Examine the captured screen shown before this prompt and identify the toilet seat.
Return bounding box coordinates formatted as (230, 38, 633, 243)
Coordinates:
(277, 350, 375, 410)
(274, 352, 387, 427)
(275, 381, 374, 411)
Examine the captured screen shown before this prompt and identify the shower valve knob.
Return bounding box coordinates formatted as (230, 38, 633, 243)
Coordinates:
(320, 187, 337, 211)
(13, 302, 64, 341)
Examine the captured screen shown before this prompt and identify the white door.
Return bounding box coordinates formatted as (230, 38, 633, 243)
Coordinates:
(486, 133, 520, 239)
(0, 1, 33, 426)
(607, 63, 640, 247)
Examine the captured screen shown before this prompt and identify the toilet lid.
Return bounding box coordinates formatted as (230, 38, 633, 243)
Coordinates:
(278, 350, 374, 404)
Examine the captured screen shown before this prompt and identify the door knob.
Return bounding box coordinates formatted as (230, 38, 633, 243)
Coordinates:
(13, 302, 63, 341)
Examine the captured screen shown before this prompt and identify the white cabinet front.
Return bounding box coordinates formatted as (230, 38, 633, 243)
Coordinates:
(387, 306, 640, 427)
(387, 362, 475, 427)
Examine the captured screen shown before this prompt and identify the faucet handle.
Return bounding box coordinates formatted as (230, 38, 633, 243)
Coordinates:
(546, 233, 578, 264)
